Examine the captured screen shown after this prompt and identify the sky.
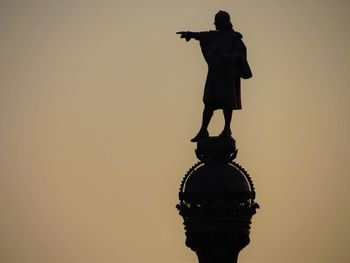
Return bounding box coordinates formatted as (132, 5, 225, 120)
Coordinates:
(0, 0, 350, 263)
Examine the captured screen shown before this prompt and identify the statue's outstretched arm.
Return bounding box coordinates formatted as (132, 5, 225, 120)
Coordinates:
(176, 31, 201, 41)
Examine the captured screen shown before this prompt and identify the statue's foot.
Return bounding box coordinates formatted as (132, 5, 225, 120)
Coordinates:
(191, 130, 209, 142)
(219, 128, 232, 138)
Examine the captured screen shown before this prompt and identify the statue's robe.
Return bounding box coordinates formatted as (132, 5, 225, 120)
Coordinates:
(198, 30, 252, 110)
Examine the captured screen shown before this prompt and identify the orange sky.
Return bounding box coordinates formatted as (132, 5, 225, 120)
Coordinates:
(1, 1, 350, 263)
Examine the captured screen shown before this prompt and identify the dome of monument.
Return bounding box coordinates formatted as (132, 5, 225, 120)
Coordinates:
(182, 162, 252, 194)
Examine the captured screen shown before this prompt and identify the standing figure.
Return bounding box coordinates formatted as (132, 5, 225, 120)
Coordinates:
(177, 11, 252, 142)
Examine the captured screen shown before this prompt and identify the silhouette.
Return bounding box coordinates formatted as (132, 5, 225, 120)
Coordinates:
(177, 10, 252, 142)
(176, 13, 258, 262)
(177, 136, 259, 263)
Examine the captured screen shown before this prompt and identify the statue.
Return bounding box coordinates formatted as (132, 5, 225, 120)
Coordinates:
(177, 10, 252, 142)
(176, 14, 259, 263)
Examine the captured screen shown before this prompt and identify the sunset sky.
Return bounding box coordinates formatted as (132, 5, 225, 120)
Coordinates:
(1, 1, 350, 263)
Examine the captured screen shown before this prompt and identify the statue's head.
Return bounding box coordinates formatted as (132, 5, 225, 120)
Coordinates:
(214, 10, 233, 31)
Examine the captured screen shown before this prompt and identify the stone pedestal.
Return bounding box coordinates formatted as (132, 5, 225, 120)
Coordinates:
(177, 137, 259, 263)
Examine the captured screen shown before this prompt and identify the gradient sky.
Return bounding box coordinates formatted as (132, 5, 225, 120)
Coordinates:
(1, 1, 350, 263)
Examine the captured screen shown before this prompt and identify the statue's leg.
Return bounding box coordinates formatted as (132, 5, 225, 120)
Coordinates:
(191, 106, 213, 142)
(220, 108, 232, 137)
(201, 106, 214, 132)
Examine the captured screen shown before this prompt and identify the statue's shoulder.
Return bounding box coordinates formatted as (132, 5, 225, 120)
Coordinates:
(230, 31, 246, 48)
(220, 30, 243, 42)
(231, 31, 243, 39)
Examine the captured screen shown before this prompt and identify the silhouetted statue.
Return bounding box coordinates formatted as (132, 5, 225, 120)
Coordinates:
(177, 10, 252, 142)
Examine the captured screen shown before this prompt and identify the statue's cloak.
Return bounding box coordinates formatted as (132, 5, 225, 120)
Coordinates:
(199, 30, 252, 110)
